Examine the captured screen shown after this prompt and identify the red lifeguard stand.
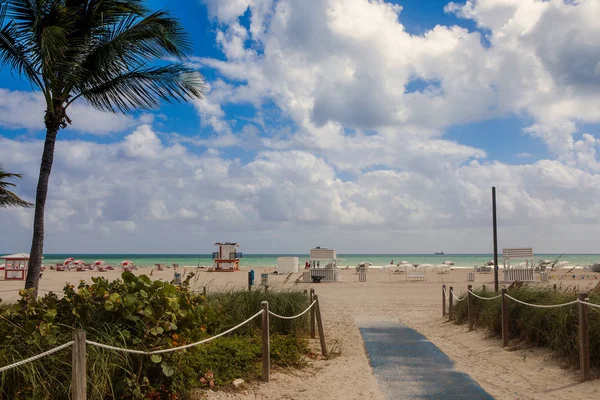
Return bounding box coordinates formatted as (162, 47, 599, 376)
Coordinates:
(1, 253, 29, 280)
(210, 242, 242, 272)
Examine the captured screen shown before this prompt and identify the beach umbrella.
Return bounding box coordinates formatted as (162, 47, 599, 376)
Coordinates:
(64, 257, 74, 265)
(358, 261, 371, 267)
(418, 263, 433, 268)
(400, 261, 410, 264)
(94, 260, 105, 266)
(121, 260, 133, 266)
(73, 260, 85, 265)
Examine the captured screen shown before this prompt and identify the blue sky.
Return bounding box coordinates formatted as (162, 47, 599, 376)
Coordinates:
(2, 0, 600, 254)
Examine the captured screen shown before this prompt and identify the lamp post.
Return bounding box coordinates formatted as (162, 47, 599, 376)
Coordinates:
(493, 187, 499, 292)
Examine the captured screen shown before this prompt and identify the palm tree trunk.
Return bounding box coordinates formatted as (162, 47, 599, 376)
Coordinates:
(25, 110, 61, 299)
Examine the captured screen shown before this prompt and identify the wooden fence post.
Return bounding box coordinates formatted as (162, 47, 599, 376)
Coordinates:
(553, 284, 557, 294)
(310, 288, 316, 339)
(314, 294, 328, 356)
(265, 284, 269, 293)
(448, 286, 454, 321)
(203, 286, 207, 297)
(482, 285, 487, 293)
(261, 301, 270, 382)
(442, 285, 446, 317)
(468, 284, 473, 332)
(501, 288, 508, 347)
(72, 330, 86, 400)
(578, 293, 590, 382)
(248, 271, 252, 292)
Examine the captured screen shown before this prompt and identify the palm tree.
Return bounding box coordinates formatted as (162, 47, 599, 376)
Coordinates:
(0, 0, 205, 299)
(0, 165, 33, 208)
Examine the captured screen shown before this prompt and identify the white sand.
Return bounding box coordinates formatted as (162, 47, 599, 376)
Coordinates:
(2, 267, 600, 399)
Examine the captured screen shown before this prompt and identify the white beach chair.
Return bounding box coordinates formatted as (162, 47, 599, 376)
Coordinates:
(406, 265, 426, 282)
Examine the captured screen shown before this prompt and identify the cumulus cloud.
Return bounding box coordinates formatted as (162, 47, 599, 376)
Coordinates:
(0, 89, 152, 135)
(192, 0, 600, 165)
(3, 121, 600, 252)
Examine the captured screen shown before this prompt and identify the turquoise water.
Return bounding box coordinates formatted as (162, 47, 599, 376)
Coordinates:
(18, 253, 600, 268)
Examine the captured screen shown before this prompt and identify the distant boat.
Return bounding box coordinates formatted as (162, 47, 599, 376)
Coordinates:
(435, 252, 444, 255)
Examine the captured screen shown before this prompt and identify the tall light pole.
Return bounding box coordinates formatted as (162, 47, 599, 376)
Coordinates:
(493, 187, 499, 292)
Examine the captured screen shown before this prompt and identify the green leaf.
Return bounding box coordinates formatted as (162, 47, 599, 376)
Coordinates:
(150, 354, 162, 364)
(122, 271, 137, 285)
(124, 294, 137, 307)
(43, 309, 57, 322)
(143, 306, 153, 318)
(104, 300, 115, 311)
(149, 326, 164, 336)
(161, 362, 174, 377)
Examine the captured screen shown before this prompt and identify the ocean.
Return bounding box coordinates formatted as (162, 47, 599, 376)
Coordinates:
(26, 253, 600, 269)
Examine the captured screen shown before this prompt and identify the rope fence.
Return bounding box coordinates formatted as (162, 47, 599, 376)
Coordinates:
(269, 300, 316, 320)
(0, 341, 75, 373)
(442, 284, 597, 383)
(0, 292, 327, 400)
(86, 310, 264, 355)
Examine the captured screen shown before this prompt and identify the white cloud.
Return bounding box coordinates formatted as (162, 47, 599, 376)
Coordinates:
(192, 0, 600, 166)
(0, 89, 152, 135)
(3, 121, 600, 252)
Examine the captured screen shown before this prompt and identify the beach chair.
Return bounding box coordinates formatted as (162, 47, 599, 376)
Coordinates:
(406, 265, 426, 282)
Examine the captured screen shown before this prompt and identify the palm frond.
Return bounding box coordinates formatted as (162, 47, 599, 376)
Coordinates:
(0, 189, 33, 208)
(70, 10, 192, 92)
(0, 165, 32, 208)
(0, 13, 43, 90)
(79, 64, 205, 113)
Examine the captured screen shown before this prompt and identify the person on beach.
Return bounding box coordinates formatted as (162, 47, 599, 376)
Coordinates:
(305, 261, 310, 269)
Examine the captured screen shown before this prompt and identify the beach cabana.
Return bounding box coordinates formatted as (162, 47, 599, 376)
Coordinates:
(1, 253, 29, 280)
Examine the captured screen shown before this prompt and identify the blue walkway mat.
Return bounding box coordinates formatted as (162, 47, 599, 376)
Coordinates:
(360, 323, 494, 399)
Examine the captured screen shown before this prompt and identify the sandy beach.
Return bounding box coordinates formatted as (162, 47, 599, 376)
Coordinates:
(2, 267, 600, 399)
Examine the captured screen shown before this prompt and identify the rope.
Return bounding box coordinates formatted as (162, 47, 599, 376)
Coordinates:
(578, 300, 600, 310)
(0, 341, 75, 373)
(468, 290, 502, 301)
(269, 301, 316, 320)
(86, 310, 264, 355)
(505, 294, 578, 309)
(452, 291, 468, 302)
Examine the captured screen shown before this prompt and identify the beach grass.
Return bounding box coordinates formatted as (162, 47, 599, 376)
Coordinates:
(453, 284, 600, 369)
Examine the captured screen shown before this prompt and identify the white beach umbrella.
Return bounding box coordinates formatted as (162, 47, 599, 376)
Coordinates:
(73, 260, 85, 265)
(418, 264, 433, 268)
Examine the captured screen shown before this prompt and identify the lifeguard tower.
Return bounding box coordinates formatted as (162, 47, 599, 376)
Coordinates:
(210, 242, 242, 272)
(303, 247, 340, 282)
(1, 253, 29, 280)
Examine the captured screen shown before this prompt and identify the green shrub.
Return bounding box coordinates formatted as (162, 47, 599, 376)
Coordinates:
(452, 285, 600, 369)
(0, 273, 309, 399)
